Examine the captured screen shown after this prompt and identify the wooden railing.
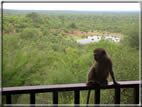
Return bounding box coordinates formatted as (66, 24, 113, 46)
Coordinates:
(2, 81, 141, 106)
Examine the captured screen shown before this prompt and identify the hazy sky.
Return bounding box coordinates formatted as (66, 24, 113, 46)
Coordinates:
(3, 3, 140, 11)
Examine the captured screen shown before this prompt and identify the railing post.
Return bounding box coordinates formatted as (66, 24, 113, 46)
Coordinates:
(134, 86, 139, 104)
(74, 89, 80, 105)
(95, 88, 100, 104)
(30, 92, 35, 106)
(6, 93, 11, 104)
(115, 88, 120, 104)
(53, 91, 58, 105)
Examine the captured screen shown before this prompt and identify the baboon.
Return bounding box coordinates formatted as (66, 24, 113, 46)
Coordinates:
(86, 48, 119, 104)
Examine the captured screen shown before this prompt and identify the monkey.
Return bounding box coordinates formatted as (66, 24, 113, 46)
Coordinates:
(86, 48, 119, 105)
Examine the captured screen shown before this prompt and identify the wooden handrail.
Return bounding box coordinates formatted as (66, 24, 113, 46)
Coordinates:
(2, 81, 140, 94)
(2, 81, 141, 105)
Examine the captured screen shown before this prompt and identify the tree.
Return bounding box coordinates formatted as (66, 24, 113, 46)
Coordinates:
(122, 25, 139, 49)
(20, 28, 39, 40)
(69, 23, 77, 29)
(26, 12, 42, 24)
(59, 16, 65, 25)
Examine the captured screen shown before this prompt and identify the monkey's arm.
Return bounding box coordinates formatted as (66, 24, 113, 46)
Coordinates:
(110, 70, 117, 84)
(109, 65, 119, 85)
(110, 70, 120, 85)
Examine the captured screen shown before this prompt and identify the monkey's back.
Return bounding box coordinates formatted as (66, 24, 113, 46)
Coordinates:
(95, 58, 111, 83)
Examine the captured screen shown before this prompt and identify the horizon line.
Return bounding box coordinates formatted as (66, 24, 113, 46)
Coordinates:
(3, 9, 140, 12)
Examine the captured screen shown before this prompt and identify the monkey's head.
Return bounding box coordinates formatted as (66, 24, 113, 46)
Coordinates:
(93, 48, 107, 62)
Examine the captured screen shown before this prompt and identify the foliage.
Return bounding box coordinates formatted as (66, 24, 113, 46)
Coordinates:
(69, 23, 78, 29)
(26, 12, 42, 24)
(3, 10, 139, 104)
(121, 25, 139, 49)
(19, 28, 39, 40)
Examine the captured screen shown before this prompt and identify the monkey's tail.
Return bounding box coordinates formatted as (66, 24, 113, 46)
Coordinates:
(86, 90, 91, 107)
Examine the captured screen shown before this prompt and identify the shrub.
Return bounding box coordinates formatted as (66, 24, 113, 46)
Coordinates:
(69, 23, 78, 29)
(20, 28, 39, 40)
(121, 25, 139, 49)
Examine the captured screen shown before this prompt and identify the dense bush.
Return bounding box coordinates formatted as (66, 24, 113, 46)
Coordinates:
(19, 28, 39, 40)
(3, 11, 139, 104)
(3, 34, 139, 104)
(121, 25, 139, 49)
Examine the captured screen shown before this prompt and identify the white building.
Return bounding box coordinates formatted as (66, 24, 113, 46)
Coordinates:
(77, 35, 120, 44)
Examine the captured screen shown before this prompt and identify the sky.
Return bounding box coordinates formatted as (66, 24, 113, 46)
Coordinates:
(3, 3, 140, 11)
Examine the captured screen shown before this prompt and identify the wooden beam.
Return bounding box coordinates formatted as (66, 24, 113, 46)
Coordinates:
(2, 81, 141, 95)
(115, 88, 120, 104)
(6, 93, 11, 104)
(30, 92, 35, 104)
(74, 89, 80, 104)
(53, 91, 58, 104)
(134, 86, 139, 104)
(95, 89, 100, 104)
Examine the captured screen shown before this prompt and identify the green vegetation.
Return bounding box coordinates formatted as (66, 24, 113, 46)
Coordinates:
(3, 10, 139, 104)
(121, 24, 139, 49)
